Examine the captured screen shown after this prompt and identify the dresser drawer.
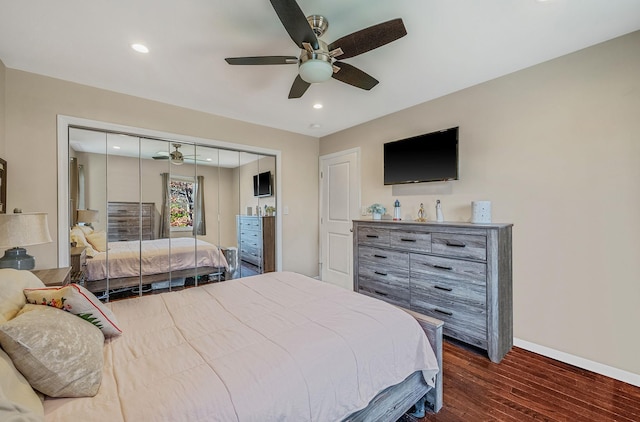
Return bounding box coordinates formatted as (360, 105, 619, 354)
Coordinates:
(410, 294, 488, 349)
(359, 246, 408, 269)
(357, 227, 389, 247)
(431, 233, 487, 261)
(239, 228, 262, 241)
(410, 273, 486, 309)
(389, 230, 431, 252)
(238, 217, 261, 230)
(240, 244, 262, 266)
(410, 254, 486, 285)
(358, 265, 409, 307)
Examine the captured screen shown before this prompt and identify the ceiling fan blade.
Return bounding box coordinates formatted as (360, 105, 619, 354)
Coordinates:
(225, 56, 298, 65)
(152, 155, 170, 160)
(332, 62, 379, 90)
(328, 18, 407, 60)
(288, 75, 311, 99)
(269, 0, 319, 50)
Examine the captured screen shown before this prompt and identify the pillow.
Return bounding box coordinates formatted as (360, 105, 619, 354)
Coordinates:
(0, 306, 103, 398)
(0, 347, 44, 421)
(70, 226, 89, 248)
(85, 230, 107, 253)
(74, 224, 94, 235)
(0, 269, 45, 324)
(24, 284, 122, 337)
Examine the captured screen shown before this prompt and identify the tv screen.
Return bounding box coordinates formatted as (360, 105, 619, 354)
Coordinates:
(253, 171, 272, 197)
(384, 127, 459, 185)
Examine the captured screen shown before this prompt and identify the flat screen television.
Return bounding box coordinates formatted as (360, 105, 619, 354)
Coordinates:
(383, 127, 459, 185)
(253, 171, 272, 197)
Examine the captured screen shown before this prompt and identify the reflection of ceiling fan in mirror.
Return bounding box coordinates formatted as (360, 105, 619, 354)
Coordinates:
(152, 143, 205, 165)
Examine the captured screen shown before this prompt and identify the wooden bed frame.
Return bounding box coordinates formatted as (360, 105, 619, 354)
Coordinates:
(345, 308, 444, 420)
(83, 266, 224, 294)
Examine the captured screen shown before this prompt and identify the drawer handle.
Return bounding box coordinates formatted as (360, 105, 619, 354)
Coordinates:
(432, 264, 453, 271)
(374, 271, 388, 276)
(400, 238, 417, 242)
(434, 285, 453, 292)
(373, 290, 388, 297)
(445, 241, 466, 248)
(373, 254, 388, 259)
(434, 308, 453, 316)
(366, 235, 379, 239)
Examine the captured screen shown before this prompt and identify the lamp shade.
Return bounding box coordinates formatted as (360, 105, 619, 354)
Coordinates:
(0, 212, 53, 248)
(299, 59, 333, 83)
(77, 209, 99, 224)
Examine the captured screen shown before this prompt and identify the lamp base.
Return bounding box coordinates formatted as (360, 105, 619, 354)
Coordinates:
(0, 247, 35, 270)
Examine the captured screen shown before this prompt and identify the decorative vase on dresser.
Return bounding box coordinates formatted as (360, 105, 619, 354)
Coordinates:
(353, 219, 513, 363)
(236, 215, 276, 273)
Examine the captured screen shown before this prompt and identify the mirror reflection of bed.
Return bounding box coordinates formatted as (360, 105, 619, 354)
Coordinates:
(68, 127, 277, 301)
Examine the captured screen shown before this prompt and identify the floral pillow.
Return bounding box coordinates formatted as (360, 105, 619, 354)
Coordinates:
(24, 284, 122, 337)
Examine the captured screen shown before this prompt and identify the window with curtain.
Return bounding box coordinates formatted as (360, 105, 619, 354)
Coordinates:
(160, 174, 205, 237)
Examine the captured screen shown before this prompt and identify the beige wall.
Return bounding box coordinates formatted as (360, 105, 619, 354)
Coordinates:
(236, 155, 277, 216)
(320, 31, 640, 375)
(4, 70, 320, 276)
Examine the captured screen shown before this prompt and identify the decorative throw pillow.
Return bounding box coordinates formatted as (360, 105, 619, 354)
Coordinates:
(0, 347, 44, 421)
(0, 305, 104, 398)
(24, 284, 122, 337)
(0, 269, 45, 324)
(70, 226, 89, 247)
(85, 230, 107, 253)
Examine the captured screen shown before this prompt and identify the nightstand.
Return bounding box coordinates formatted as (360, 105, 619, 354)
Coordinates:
(70, 246, 87, 284)
(31, 267, 71, 287)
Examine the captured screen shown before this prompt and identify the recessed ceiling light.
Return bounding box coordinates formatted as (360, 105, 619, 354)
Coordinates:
(309, 123, 321, 129)
(206, 158, 212, 162)
(112, 146, 121, 150)
(131, 43, 149, 53)
(313, 103, 323, 109)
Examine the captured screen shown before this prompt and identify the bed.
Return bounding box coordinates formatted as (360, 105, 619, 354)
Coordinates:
(0, 270, 443, 421)
(81, 237, 229, 294)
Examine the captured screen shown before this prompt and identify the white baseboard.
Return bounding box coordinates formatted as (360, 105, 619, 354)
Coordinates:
(514, 338, 640, 387)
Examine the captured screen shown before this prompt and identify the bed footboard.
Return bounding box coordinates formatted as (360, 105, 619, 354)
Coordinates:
(402, 307, 444, 413)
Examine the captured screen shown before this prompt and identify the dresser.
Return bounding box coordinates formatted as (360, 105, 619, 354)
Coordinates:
(107, 202, 155, 242)
(353, 220, 512, 363)
(237, 215, 275, 273)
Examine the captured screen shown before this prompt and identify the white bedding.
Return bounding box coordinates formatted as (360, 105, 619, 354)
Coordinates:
(84, 237, 228, 281)
(43, 272, 439, 421)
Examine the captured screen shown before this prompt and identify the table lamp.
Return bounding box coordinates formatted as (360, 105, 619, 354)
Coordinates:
(77, 209, 99, 228)
(0, 212, 53, 270)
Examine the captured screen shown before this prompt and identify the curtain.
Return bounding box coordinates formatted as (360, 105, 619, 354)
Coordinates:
(159, 172, 171, 239)
(193, 175, 206, 236)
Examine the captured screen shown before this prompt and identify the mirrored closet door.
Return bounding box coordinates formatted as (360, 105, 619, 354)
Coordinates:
(68, 127, 277, 301)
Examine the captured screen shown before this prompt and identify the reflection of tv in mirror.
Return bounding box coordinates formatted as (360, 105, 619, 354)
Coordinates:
(253, 171, 273, 197)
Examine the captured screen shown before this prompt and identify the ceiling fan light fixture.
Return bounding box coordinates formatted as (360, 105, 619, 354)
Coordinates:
(299, 59, 333, 84)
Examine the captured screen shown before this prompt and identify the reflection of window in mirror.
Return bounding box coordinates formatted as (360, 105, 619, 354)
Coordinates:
(170, 177, 195, 231)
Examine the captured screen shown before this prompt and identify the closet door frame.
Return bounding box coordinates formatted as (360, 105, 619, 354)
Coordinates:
(56, 115, 282, 272)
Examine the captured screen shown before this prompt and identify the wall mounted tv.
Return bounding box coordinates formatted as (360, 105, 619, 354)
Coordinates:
(384, 126, 459, 185)
(253, 171, 273, 197)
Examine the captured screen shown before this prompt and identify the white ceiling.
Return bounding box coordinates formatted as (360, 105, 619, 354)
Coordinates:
(1, 0, 639, 138)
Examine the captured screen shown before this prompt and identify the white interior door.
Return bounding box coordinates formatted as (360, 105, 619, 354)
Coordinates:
(320, 149, 360, 289)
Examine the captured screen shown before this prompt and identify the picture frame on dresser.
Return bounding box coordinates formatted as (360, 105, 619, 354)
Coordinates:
(353, 219, 513, 363)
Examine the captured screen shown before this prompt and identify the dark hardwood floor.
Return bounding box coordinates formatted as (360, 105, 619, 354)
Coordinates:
(405, 341, 640, 422)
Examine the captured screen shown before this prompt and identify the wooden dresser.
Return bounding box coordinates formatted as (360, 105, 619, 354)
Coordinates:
(353, 220, 513, 363)
(237, 215, 275, 273)
(107, 202, 155, 242)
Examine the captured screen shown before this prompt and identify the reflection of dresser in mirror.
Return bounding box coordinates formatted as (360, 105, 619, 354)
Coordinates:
(237, 215, 275, 274)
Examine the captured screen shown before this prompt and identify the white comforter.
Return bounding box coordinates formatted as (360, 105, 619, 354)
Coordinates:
(43, 272, 439, 421)
(84, 238, 228, 281)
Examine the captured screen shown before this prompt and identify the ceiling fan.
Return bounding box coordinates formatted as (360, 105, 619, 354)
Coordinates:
(225, 0, 407, 99)
(152, 143, 201, 166)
